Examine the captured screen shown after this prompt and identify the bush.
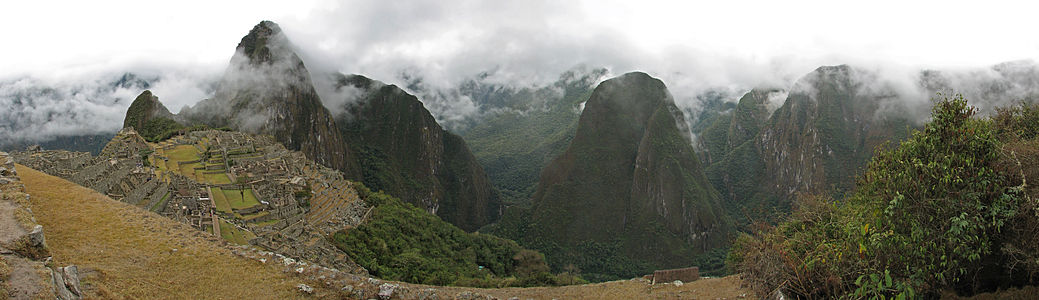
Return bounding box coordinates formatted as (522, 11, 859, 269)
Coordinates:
(331, 184, 576, 287)
(732, 94, 1039, 298)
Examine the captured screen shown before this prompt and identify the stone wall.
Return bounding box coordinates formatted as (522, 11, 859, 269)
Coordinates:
(651, 267, 700, 284)
(0, 152, 82, 299)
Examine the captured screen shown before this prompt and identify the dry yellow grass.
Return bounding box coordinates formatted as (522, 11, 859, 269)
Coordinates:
(439, 275, 754, 299)
(15, 164, 308, 299)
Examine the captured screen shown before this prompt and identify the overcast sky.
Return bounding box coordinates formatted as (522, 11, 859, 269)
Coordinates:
(2, 0, 1039, 141)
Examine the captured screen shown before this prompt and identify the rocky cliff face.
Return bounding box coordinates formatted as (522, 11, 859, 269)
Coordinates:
(182, 21, 358, 178)
(327, 74, 500, 231)
(758, 65, 911, 197)
(530, 72, 730, 269)
(702, 66, 913, 224)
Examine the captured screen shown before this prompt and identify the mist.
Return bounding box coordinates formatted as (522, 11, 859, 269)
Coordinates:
(4, 1, 1039, 143)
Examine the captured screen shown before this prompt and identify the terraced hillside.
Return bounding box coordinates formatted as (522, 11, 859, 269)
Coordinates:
(14, 129, 369, 273)
(14, 164, 317, 298)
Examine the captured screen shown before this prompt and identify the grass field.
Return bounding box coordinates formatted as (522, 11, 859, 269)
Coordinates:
(15, 164, 310, 299)
(221, 188, 260, 210)
(166, 145, 200, 161)
(219, 218, 256, 245)
(211, 187, 231, 213)
(199, 171, 232, 185)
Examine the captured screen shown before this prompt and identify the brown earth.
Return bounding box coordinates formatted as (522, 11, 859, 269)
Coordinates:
(16, 164, 312, 299)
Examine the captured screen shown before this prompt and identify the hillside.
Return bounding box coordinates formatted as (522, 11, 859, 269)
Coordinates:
(494, 72, 732, 281)
(327, 74, 501, 231)
(9, 156, 755, 298)
(458, 68, 605, 205)
(166, 21, 500, 231)
(13, 163, 315, 298)
(701, 66, 913, 224)
(731, 96, 1039, 298)
(181, 21, 358, 179)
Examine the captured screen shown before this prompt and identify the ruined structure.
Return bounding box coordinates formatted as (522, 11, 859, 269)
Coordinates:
(0, 152, 83, 299)
(14, 129, 369, 275)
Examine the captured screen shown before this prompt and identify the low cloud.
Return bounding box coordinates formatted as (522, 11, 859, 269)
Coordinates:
(5, 1, 1039, 143)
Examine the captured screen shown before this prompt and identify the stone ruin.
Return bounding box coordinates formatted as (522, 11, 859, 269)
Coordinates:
(651, 266, 700, 284)
(0, 152, 83, 299)
(13, 129, 370, 276)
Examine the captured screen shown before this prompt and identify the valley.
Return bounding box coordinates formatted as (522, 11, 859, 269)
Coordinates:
(3, 8, 1039, 298)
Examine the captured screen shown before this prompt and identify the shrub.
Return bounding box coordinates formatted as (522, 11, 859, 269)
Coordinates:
(732, 94, 1037, 298)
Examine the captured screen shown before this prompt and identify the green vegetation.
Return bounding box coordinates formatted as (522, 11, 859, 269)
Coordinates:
(731, 95, 1039, 298)
(211, 188, 231, 213)
(201, 172, 232, 185)
(334, 74, 500, 231)
(219, 218, 256, 245)
(332, 184, 581, 287)
(139, 117, 185, 142)
(219, 188, 259, 210)
(460, 82, 594, 205)
(489, 72, 732, 282)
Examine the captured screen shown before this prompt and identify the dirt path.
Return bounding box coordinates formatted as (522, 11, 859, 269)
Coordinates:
(431, 275, 754, 299)
(16, 164, 310, 299)
(0, 201, 26, 245)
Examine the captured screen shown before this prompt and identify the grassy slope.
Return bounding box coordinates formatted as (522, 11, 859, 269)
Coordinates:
(15, 164, 306, 299)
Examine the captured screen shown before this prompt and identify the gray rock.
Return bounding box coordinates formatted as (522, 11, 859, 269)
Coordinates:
(29, 225, 46, 248)
(297, 283, 314, 294)
(51, 265, 82, 300)
(62, 266, 82, 297)
(378, 283, 398, 300)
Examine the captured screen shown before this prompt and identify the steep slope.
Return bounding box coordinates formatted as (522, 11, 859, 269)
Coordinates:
(701, 89, 785, 223)
(504, 72, 731, 280)
(758, 65, 912, 198)
(13, 164, 316, 298)
(326, 74, 501, 231)
(122, 90, 183, 141)
(458, 68, 604, 205)
(703, 66, 913, 224)
(182, 21, 358, 178)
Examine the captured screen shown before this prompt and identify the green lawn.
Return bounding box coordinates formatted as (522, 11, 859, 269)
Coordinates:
(179, 162, 202, 180)
(211, 187, 231, 213)
(219, 218, 256, 245)
(167, 145, 200, 161)
(220, 188, 260, 210)
(198, 172, 232, 185)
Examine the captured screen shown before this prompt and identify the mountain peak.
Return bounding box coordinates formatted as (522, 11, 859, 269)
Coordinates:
(236, 20, 292, 64)
(123, 90, 174, 130)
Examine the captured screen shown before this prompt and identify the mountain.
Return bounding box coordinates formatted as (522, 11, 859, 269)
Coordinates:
(701, 65, 913, 224)
(324, 73, 501, 231)
(457, 68, 605, 205)
(496, 72, 732, 280)
(122, 90, 183, 141)
(182, 20, 359, 178)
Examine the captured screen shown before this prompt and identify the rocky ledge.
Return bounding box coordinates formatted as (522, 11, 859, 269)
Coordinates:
(0, 152, 82, 299)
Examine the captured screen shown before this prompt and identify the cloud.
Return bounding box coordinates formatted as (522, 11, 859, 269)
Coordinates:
(5, 0, 1039, 142)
